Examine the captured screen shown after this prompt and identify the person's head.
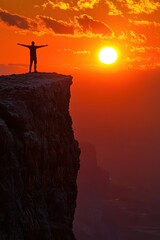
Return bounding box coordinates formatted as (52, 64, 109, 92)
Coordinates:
(31, 41, 35, 45)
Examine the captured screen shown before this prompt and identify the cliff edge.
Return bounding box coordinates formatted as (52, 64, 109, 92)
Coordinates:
(0, 73, 80, 240)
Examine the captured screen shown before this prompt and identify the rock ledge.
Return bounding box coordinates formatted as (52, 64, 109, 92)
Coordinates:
(0, 72, 80, 240)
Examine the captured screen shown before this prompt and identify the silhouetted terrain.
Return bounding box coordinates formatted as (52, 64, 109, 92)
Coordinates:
(0, 73, 80, 240)
(74, 142, 160, 240)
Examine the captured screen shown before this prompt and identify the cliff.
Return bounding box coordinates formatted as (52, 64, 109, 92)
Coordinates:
(0, 73, 80, 240)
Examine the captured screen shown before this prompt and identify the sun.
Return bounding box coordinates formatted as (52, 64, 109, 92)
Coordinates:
(98, 47, 118, 64)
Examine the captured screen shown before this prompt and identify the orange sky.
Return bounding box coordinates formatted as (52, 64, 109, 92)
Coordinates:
(0, 0, 160, 74)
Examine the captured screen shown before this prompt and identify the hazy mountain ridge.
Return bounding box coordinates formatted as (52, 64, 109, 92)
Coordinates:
(74, 142, 160, 240)
(0, 73, 80, 240)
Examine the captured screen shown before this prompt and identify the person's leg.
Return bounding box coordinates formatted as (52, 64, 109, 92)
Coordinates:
(34, 58, 37, 72)
(29, 58, 33, 72)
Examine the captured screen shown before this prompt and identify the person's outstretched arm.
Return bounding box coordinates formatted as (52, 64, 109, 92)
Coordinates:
(36, 44, 48, 49)
(17, 43, 29, 48)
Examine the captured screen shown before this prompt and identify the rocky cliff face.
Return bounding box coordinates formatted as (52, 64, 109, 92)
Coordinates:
(0, 73, 80, 240)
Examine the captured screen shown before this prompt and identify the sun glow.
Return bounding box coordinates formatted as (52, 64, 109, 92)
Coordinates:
(98, 47, 118, 64)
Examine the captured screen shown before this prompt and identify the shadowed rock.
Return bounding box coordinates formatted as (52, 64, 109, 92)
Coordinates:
(0, 72, 80, 240)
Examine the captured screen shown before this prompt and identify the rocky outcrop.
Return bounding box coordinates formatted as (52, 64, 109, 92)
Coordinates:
(0, 73, 80, 240)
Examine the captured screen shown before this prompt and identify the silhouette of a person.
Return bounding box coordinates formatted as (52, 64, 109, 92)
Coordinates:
(18, 41, 48, 73)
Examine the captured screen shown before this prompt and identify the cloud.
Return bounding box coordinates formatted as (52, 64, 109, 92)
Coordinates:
(0, 7, 113, 38)
(58, 48, 91, 54)
(127, 45, 160, 69)
(38, 15, 74, 34)
(73, 50, 91, 54)
(130, 46, 160, 53)
(129, 31, 147, 43)
(75, 14, 113, 36)
(0, 8, 37, 30)
(76, 0, 100, 10)
(33, 0, 160, 15)
(38, 14, 113, 37)
(105, 0, 123, 16)
(129, 19, 160, 27)
(42, 0, 70, 10)
(0, 6, 113, 38)
(117, 30, 147, 44)
(0, 64, 28, 75)
(106, 0, 160, 16)
(41, 0, 100, 11)
(124, 0, 160, 14)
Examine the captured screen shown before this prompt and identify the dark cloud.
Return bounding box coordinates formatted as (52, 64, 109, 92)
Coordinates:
(0, 64, 27, 75)
(38, 15, 74, 34)
(75, 14, 113, 36)
(0, 8, 113, 37)
(0, 8, 37, 30)
(39, 14, 113, 37)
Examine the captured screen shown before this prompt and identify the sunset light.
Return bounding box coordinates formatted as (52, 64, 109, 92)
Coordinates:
(0, 1, 160, 239)
(98, 47, 118, 64)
